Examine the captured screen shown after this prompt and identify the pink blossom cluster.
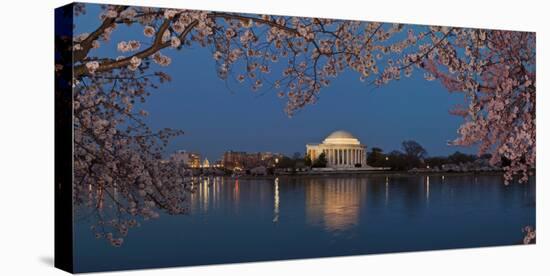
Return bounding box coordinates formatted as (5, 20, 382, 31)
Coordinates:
(361, 25, 535, 184)
(117, 40, 141, 52)
(411, 29, 536, 183)
(73, 74, 197, 246)
(153, 51, 171, 66)
(522, 226, 536, 244)
(143, 26, 155, 37)
(85, 61, 99, 74)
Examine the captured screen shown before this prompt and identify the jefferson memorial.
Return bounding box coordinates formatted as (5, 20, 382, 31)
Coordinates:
(306, 130, 367, 168)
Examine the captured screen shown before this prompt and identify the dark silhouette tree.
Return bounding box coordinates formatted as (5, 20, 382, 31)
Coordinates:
(367, 147, 386, 167)
(304, 155, 312, 167)
(312, 153, 328, 168)
(402, 140, 427, 160)
(401, 140, 427, 169)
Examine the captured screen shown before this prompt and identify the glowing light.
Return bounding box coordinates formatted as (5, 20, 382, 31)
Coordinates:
(426, 176, 430, 202)
(273, 177, 280, 223)
(385, 176, 389, 204)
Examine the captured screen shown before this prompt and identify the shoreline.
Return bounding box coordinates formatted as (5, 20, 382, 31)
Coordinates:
(226, 171, 508, 180)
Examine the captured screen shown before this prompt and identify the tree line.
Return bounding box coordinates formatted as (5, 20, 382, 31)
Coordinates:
(274, 140, 491, 171)
(367, 140, 492, 171)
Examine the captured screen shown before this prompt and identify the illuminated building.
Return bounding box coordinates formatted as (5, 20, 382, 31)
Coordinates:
(222, 151, 247, 170)
(170, 150, 201, 168)
(223, 151, 282, 170)
(202, 158, 210, 168)
(306, 130, 367, 168)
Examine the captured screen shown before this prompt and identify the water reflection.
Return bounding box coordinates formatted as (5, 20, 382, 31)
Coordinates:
(273, 178, 279, 223)
(305, 178, 366, 232)
(75, 174, 536, 272)
(191, 177, 211, 212)
(184, 174, 535, 234)
(426, 175, 430, 203)
(385, 176, 389, 205)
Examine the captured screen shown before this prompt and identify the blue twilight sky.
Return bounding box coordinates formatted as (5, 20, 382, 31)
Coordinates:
(76, 4, 476, 161)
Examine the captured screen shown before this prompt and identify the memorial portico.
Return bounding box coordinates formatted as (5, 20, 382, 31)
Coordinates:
(306, 130, 367, 168)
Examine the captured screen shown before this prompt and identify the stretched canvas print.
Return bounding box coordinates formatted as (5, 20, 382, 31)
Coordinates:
(55, 2, 536, 273)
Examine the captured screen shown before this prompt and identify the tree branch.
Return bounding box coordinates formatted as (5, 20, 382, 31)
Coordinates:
(74, 19, 198, 78)
(74, 5, 128, 62)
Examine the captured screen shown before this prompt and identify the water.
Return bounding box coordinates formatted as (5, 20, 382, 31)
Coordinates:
(74, 174, 535, 272)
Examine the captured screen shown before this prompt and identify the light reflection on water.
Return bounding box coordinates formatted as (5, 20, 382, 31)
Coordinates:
(183, 174, 534, 235)
(273, 177, 279, 223)
(189, 176, 369, 232)
(74, 174, 536, 272)
(304, 177, 365, 232)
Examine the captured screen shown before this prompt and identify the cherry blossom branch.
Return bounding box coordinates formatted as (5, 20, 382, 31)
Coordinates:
(210, 12, 300, 36)
(74, 19, 198, 77)
(74, 5, 128, 62)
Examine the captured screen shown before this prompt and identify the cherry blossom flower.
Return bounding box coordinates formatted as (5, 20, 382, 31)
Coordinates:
(101, 8, 118, 19)
(162, 30, 170, 43)
(170, 37, 181, 48)
(85, 61, 99, 74)
(164, 9, 179, 19)
(213, 51, 222, 60)
(117, 40, 141, 52)
(143, 26, 155, 37)
(128, 56, 141, 71)
(153, 51, 172, 66)
(91, 40, 100, 49)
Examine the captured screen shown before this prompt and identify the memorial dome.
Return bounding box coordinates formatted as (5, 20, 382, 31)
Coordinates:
(323, 130, 360, 145)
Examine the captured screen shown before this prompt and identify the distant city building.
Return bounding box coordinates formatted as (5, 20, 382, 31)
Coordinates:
(222, 151, 246, 170)
(202, 158, 210, 168)
(170, 150, 201, 168)
(213, 160, 224, 168)
(306, 130, 367, 168)
(223, 150, 282, 170)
